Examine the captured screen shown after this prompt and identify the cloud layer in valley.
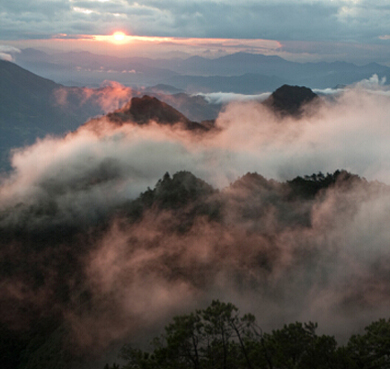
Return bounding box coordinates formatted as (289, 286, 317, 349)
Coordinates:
(3, 82, 390, 358)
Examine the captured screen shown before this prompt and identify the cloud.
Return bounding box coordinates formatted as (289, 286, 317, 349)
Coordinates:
(5, 81, 390, 209)
(1, 0, 390, 54)
(83, 177, 390, 340)
(0, 45, 20, 61)
(193, 92, 271, 105)
(313, 74, 390, 96)
(355, 73, 387, 89)
(3, 1, 390, 64)
(54, 81, 134, 113)
(3, 82, 390, 354)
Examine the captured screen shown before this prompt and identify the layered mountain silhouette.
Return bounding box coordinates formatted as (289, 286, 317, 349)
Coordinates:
(0, 62, 220, 169)
(125, 85, 319, 125)
(1, 59, 322, 172)
(13, 48, 179, 87)
(91, 85, 320, 130)
(12, 49, 390, 90)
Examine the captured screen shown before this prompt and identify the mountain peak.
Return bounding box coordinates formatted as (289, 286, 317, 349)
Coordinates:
(264, 84, 319, 117)
(104, 95, 212, 131)
(116, 95, 190, 125)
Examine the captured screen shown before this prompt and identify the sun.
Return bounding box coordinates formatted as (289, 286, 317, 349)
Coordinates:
(113, 31, 126, 42)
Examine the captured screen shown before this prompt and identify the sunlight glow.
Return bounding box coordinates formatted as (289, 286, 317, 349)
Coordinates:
(113, 32, 126, 41)
(41, 34, 283, 58)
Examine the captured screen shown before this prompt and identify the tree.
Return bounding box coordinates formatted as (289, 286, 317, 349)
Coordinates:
(250, 322, 341, 369)
(262, 322, 318, 369)
(119, 303, 390, 369)
(347, 318, 390, 369)
(200, 300, 257, 369)
(157, 312, 203, 369)
(120, 301, 259, 369)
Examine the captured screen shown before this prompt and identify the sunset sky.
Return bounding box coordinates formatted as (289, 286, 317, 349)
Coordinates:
(1, 0, 390, 63)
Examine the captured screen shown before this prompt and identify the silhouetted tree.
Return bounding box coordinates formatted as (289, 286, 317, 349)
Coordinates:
(120, 302, 378, 369)
(347, 318, 390, 369)
(120, 301, 258, 369)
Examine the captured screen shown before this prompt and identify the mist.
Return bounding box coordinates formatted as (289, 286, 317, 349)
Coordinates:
(193, 91, 272, 105)
(32, 81, 390, 190)
(54, 81, 135, 114)
(2, 82, 390, 363)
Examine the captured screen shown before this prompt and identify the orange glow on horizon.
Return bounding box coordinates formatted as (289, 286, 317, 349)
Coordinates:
(6, 35, 286, 59)
(113, 31, 126, 42)
(80, 35, 282, 49)
(92, 32, 131, 44)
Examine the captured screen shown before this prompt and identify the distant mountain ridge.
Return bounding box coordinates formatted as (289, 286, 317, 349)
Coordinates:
(13, 48, 179, 87)
(11, 49, 390, 90)
(163, 73, 289, 94)
(0, 61, 223, 169)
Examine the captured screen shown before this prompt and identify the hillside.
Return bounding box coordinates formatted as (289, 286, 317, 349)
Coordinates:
(0, 62, 223, 169)
(0, 60, 105, 167)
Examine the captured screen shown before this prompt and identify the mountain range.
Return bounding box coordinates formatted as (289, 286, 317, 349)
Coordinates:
(0, 60, 321, 170)
(11, 48, 390, 90)
(0, 60, 221, 169)
(2, 52, 390, 369)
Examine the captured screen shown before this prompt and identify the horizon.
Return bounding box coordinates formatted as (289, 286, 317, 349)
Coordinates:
(1, 1, 390, 65)
(2, 36, 390, 66)
(3, 43, 390, 67)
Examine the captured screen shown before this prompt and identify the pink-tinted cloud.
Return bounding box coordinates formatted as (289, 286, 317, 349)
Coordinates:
(3, 81, 390, 351)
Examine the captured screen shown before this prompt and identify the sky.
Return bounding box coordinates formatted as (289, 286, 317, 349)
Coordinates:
(1, 0, 390, 63)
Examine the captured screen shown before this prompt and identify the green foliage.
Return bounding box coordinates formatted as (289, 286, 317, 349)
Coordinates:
(119, 302, 390, 369)
(260, 322, 342, 369)
(120, 300, 259, 369)
(119, 301, 358, 369)
(347, 318, 390, 369)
